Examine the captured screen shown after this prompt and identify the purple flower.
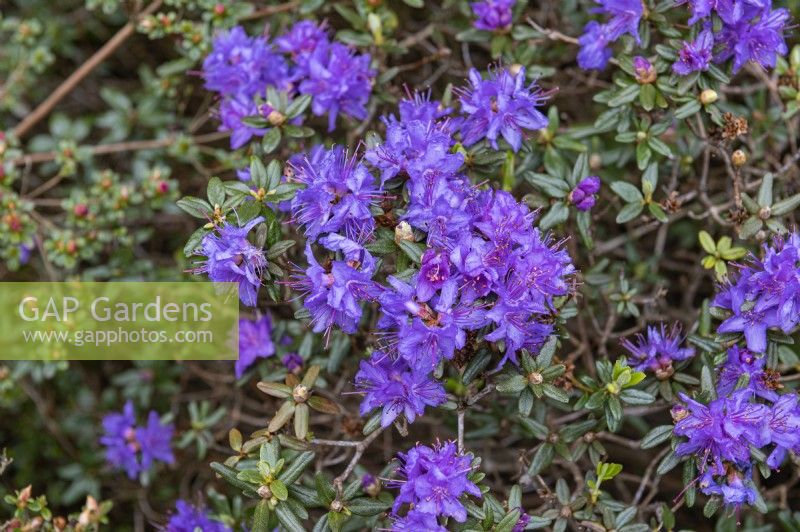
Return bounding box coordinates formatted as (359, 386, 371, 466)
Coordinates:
(365, 119, 462, 185)
(136, 411, 175, 472)
(299, 42, 374, 131)
(397, 90, 452, 125)
(355, 351, 446, 427)
(18, 243, 32, 265)
(632, 56, 656, 83)
(471, 0, 515, 31)
(275, 20, 329, 77)
(569, 176, 601, 211)
(417, 248, 452, 302)
(237, 314, 275, 378)
(672, 28, 714, 75)
(391, 441, 481, 522)
(196, 217, 266, 307)
(621, 323, 695, 375)
(202, 26, 288, 97)
(698, 467, 757, 508)
(595, 0, 643, 42)
(218, 94, 267, 150)
(291, 237, 378, 336)
(100, 401, 140, 479)
(673, 391, 770, 472)
(716, 346, 778, 401)
(578, 0, 642, 70)
(100, 402, 174, 480)
(167, 500, 231, 532)
(391, 510, 448, 532)
(681, 0, 717, 25)
(715, 8, 790, 73)
(765, 394, 800, 468)
(513, 511, 532, 532)
(578, 21, 613, 70)
(282, 353, 304, 373)
(290, 146, 381, 242)
(459, 67, 549, 151)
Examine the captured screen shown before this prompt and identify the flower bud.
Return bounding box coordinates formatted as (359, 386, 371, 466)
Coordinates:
(699, 89, 718, 105)
(73, 204, 88, 217)
(257, 485, 272, 499)
(293, 384, 309, 403)
(267, 110, 285, 126)
(732, 149, 747, 167)
(633, 56, 656, 84)
(394, 221, 414, 243)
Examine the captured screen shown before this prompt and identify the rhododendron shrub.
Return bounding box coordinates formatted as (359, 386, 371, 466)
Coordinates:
(2, 1, 800, 530)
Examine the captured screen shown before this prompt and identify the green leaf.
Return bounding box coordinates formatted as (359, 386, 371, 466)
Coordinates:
(252, 500, 271, 532)
(619, 389, 655, 405)
(610, 181, 644, 203)
(538, 202, 570, 230)
(640, 425, 673, 449)
(270, 479, 289, 501)
(176, 197, 213, 218)
(608, 83, 641, 107)
(262, 127, 281, 154)
(397, 240, 424, 263)
(275, 502, 306, 532)
(206, 177, 225, 206)
(496, 374, 527, 394)
(279, 451, 315, 484)
(347, 497, 393, 516)
(648, 202, 668, 222)
(698, 231, 716, 254)
(266, 240, 295, 259)
(648, 137, 673, 158)
(757, 173, 774, 207)
(738, 216, 763, 239)
(674, 99, 701, 120)
(616, 202, 644, 224)
(285, 94, 312, 119)
(639, 84, 656, 111)
(527, 443, 554, 476)
(772, 192, 800, 216)
(542, 383, 570, 403)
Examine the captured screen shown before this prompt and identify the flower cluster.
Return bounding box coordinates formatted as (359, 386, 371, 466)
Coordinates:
(569, 176, 601, 211)
(578, 0, 643, 70)
(713, 232, 800, 353)
(471, 0, 515, 31)
(458, 67, 549, 151)
(390, 441, 481, 526)
(195, 216, 266, 307)
(675, 1, 790, 74)
(99, 401, 174, 480)
(167, 500, 231, 532)
(202, 22, 374, 147)
(621, 323, 695, 378)
(672, 233, 800, 508)
(237, 313, 275, 378)
(286, 68, 572, 430)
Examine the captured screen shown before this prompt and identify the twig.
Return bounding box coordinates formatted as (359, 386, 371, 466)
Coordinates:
(332, 427, 385, 495)
(457, 409, 465, 454)
(240, 1, 300, 21)
(12, 1, 164, 139)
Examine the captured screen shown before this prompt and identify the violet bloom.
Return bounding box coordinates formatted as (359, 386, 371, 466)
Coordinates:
(595, 0, 643, 43)
(167, 500, 231, 532)
(291, 239, 378, 336)
(290, 146, 381, 242)
(218, 94, 267, 150)
(715, 8, 790, 73)
(100, 401, 140, 479)
(18, 243, 32, 265)
(632, 56, 656, 83)
(202, 26, 289, 97)
(391, 441, 481, 522)
(578, 21, 613, 70)
(417, 248, 452, 302)
(299, 41, 375, 131)
(365, 119, 462, 185)
(196, 217, 266, 307)
(716, 346, 778, 401)
(391, 510, 448, 532)
(471, 0, 515, 31)
(397, 90, 452, 125)
(136, 411, 175, 472)
(355, 351, 446, 427)
(673, 391, 770, 473)
(394, 278, 487, 370)
(682, 0, 717, 25)
(698, 467, 757, 508)
(765, 394, 800, 468)
(236, 314, 275, 378)
(569, 176, 601, 211)
(621, 323, 695, 376)
(672, 28, 713, 76)
(715, 281, 780, 353)
(275, 20, 329, 77)
(459, 67, 549, 151)
(282, 353, 304, 373)
(100, 402, 174, 480)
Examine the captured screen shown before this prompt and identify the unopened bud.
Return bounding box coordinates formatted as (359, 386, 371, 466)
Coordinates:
(394, 221, 414, 244)
(527, 371, 544, 385)
(267, 110, 285, 126)
(732, 149, 747, 167)
(73, 204, 88, 217)
(758, 205, 772, 220)
(508, 63, 524, 76)
(699, 89, 718, 105)
(293, 384, 309, 403)
(257, 485, 273, 499)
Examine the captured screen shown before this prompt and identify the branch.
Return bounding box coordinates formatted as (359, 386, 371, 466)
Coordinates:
(11, 1, 164, 139)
